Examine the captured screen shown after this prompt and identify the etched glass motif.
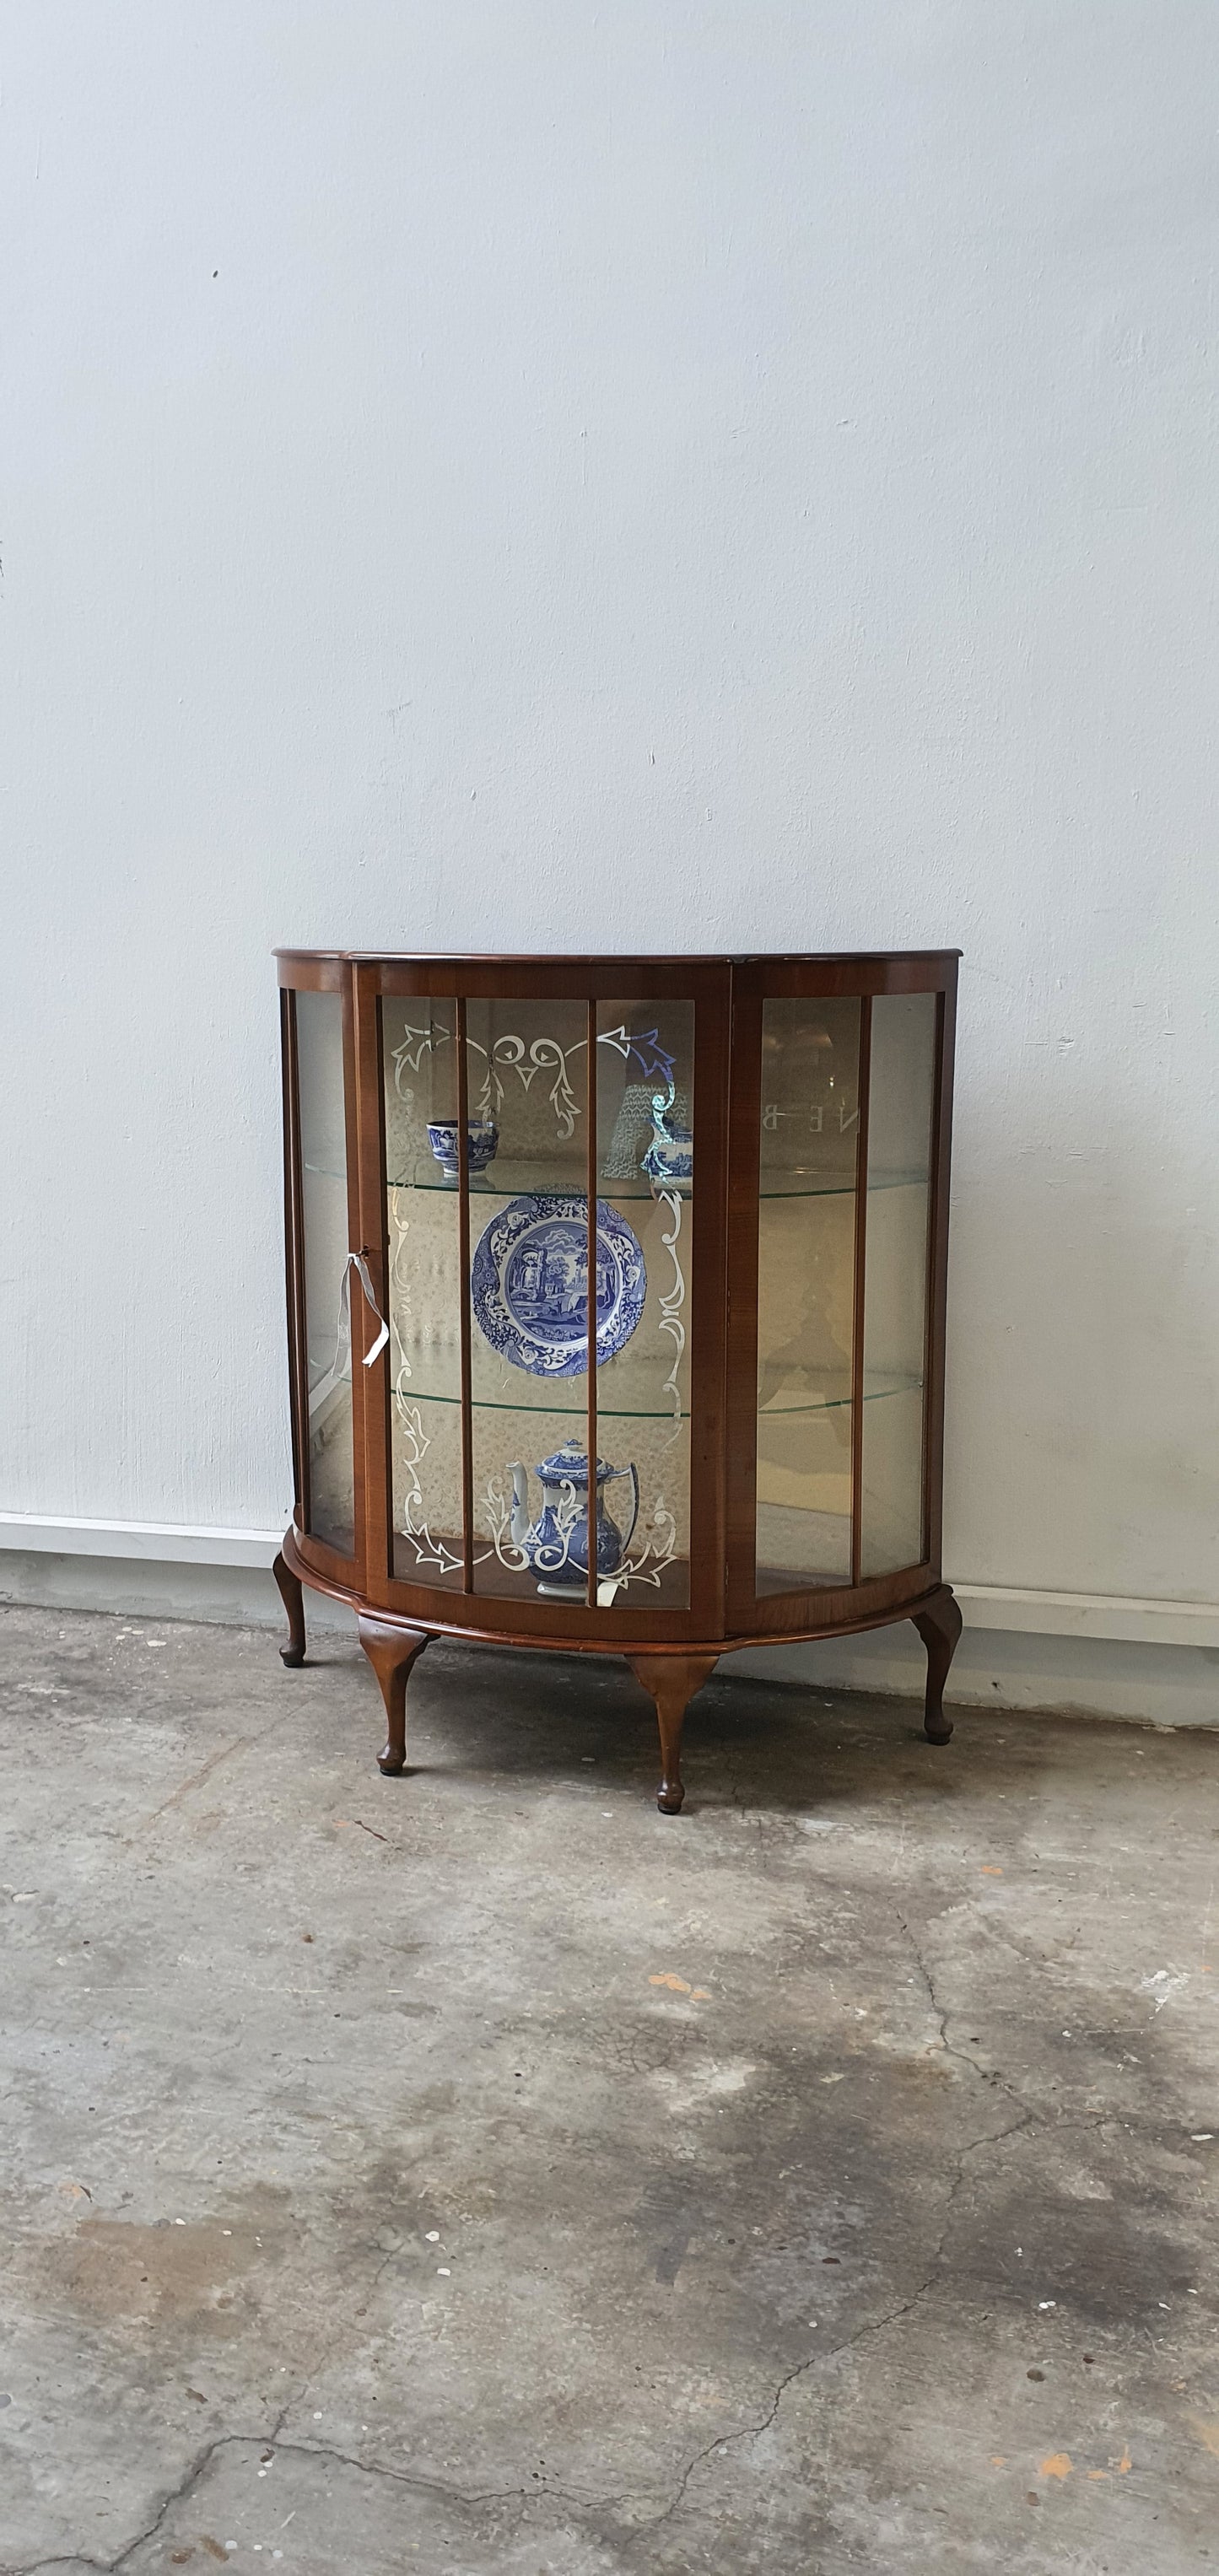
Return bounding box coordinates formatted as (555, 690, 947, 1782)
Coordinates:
(383, 993, 696, 1609)
(592, 998, 694, 1609)
(382, 998, 466, 1587)
(467, 998, 591, 1603)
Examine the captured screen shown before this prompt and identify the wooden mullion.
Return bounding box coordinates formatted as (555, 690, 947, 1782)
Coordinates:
(352, 968, 391, 1591)
(688, 973, 731, 1634)
(922, 973, 957, 1573)
(586, 1001, 599, 1608)
(918, 993, 944, 1567)
(456, 998, 474, 1592)
(280, 989, 310, 1536)
(850, 996, 873, 1590)
(724, 978, 763, 1628)
(337, 971, 364, 1574)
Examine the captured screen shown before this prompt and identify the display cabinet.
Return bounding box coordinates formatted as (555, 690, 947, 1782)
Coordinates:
(273, 951, 962, 1811)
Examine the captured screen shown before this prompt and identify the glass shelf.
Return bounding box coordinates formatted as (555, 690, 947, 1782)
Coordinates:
(305, 1158, 667, 1198)
(399, 1390, 684, 1419)
(756, 1167, 923, 1199)
(303, 1159, 925, 1200)
(389, 1161, 664, 1201)
(388, 1367, 921, 1420)
(758, 1367, 921, 1416)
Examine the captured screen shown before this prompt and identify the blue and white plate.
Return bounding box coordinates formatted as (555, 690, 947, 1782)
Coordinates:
(471, 1194, 647, 1377)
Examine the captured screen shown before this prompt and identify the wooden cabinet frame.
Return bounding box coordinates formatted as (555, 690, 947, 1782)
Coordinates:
(272, 950, 962, 1809)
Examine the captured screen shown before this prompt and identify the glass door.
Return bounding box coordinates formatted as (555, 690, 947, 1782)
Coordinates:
(373, 965, 727, 1636)
(446, 997, 697, 1612)
(286, 980, 360, 1568)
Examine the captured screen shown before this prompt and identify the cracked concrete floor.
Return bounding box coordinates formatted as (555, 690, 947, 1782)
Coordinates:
(1, 1605, 1216, 2574)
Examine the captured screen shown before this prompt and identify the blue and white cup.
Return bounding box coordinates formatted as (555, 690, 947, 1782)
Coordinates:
(426, 1118, 499, 1183)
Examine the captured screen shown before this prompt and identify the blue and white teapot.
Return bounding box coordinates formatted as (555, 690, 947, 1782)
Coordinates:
(510, 1441, 639, 1593)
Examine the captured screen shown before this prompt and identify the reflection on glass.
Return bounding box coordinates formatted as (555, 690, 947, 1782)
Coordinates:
(595, 1000, 694, 1609)
(755, 999, 860, 1592)
(860, 994, 937, 1576)
(296, 989, 354, 1556)
(467, 999, 591, 1601)
(382, 1000, 466, 1587)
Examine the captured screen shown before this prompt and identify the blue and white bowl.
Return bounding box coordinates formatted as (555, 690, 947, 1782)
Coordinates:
(426, 1118, 499, 1183)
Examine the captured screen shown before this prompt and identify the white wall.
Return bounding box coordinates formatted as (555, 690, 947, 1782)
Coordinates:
(4, 7, 1218, 1652)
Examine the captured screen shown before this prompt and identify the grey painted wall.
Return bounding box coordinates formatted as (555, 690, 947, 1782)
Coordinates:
(3, 7, 1217, 1647)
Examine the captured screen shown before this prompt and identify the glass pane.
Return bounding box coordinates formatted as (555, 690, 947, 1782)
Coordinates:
(295, 989, 354, 1556)
(594, 1000, 694, 1609)
(466, 999, 591, 1603)
(382, 1000, 466, 1588)
(755, 998, 860, 1593)
(860, 993, 937, 1576)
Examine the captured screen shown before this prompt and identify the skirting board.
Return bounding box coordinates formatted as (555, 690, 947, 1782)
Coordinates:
(2, 1515, 1218, 1727)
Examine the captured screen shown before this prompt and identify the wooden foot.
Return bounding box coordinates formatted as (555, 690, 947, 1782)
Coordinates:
(912, 1587, 963, 1743)
(358, 1618, 434, 1775)
(272, 1549, 307, 1668)
(627, 1652, 719, 1813)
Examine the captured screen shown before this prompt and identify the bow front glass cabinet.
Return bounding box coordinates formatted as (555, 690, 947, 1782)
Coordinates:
(274, 951, 963, 1810)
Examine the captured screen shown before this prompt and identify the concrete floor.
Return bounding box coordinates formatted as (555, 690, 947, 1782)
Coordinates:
(1, 1609, 1216, 2575)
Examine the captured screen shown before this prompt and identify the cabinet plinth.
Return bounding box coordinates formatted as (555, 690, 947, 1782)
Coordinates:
(275, 951, 962, 1803)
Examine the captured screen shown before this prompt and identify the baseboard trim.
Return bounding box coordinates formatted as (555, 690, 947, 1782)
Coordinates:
(955, 1582, 1219, 1649)
(2, 1513, 1217, 1650)
(0, 1512, 283, 1569)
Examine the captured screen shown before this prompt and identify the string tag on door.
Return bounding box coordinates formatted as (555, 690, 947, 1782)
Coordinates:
(336, 1251, 390, 1369)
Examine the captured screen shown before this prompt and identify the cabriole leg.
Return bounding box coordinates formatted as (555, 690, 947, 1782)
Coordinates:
(627, 1652, 719, 1814)
(912, 1587, 963, 1743)
(272, 1549, 307, 1668)
(358, 1619, 434, 1776)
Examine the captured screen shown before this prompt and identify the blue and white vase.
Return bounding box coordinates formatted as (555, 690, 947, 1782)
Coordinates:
(640, 1098, 693, 1192)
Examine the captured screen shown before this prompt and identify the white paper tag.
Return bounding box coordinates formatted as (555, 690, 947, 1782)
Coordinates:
(347, 1253, 390, 1365)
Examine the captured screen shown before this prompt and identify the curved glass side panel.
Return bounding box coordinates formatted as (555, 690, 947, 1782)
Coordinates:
(296, 990, 354, 1556)
(860, 993, 937, 1576)
(755, 998, 860, 1593)
(382, 1000, 466, 1589)
(593, 999, 694, 1610)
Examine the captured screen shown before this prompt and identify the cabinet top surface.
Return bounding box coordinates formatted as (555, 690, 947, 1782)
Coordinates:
(274, 946, 963, 967)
